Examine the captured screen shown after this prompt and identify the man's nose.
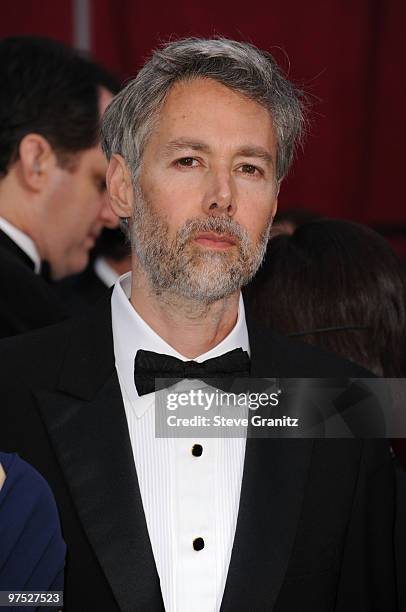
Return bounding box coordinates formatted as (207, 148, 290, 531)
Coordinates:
(202, 169, 236, 217)
(100, 193, 119, 229)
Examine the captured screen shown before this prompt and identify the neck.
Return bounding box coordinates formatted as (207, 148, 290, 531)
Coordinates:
(130, 265, 240, 359)
(0, 175, 42, 253)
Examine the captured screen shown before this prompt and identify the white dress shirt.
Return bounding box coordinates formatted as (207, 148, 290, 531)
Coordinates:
(112, 272, 249, 612)
(0, 217, 41, 274)
(94, 256, 120, 288)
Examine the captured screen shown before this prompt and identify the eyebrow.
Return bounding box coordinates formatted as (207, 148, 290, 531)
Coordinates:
(236, 146, 274, 166)
(162, 139, 274, 166)
(162, 139, 211, 156)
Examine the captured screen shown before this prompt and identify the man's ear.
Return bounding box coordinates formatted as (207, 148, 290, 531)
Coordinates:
(17, 134, 55, 192)
(106, 154, 134, 219)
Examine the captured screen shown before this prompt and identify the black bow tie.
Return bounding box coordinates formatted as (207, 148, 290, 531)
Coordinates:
(134, 348, 250, 396)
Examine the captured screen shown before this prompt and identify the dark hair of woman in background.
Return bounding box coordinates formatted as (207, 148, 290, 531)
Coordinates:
(246, 218, 406, 377)
(246, 218, 406, 610)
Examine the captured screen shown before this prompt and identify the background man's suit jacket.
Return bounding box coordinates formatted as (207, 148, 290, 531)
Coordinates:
(0, 292, 398, 611)
(0, 229, 66, 338)
(55, 262, 109, 315)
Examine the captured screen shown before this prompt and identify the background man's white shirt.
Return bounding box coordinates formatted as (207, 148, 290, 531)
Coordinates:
(94, 256, 119, 287)
(112, 272, 249, 612)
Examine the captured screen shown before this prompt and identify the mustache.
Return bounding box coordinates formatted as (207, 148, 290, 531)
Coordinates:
(176, 216, 249, 245)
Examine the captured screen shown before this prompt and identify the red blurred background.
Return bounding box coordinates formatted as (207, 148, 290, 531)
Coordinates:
(1, 0, 405, 246)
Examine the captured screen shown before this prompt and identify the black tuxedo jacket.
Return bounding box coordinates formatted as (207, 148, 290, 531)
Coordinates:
(55, 263, 109, 315)
(0, 229, 66, 338)
(0, 292, 397, 611)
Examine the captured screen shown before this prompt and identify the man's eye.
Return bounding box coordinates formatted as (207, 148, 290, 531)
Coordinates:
(240, 164, 261, 175)
(176, 157, 198, 168)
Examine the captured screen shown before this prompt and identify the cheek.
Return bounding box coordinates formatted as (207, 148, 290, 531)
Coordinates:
(58, 204, 92, 253)
(237, 191, 276, 235)
(142, 179, 198, 226)
(75, 188, 102, 226)
(245, 217, 271, 243)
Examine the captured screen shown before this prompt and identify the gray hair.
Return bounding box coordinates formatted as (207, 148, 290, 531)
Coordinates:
(101, 37, 306, 183)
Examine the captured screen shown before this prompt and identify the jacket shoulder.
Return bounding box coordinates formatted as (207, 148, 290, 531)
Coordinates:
(264, 328, 374, 378)
(0, 248, 66, 338)
(0, 316, 75, 389)
(0, 290, 113, 391)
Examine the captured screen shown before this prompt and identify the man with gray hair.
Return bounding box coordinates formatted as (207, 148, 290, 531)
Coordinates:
(0, 38, 397, 611)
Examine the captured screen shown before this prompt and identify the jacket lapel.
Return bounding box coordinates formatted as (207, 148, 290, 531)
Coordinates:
(220, 298, 314, 610)
(34, 290, 313, 611)
(220, 437, 313, 611)
(35, 294, 164, 612)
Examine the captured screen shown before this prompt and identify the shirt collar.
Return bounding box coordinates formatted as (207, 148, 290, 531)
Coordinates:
(0, 217, 41, 274)
(111, 271, 250, 417)
(94, 256, 120, 288)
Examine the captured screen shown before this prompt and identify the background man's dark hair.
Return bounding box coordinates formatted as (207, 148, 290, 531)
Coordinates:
(0, 36, 119, 177)
(246, 219, 406, 376)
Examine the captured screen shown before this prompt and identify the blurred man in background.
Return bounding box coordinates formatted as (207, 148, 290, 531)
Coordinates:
(0, 36, 119, 338)
(56, 227, 131, 314)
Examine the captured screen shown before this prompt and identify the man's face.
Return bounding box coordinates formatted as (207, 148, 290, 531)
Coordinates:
(42, 89, 118, 279)
(131, 78, 279, 302)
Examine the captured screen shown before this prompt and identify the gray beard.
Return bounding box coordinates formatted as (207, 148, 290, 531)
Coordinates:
(130, 187, 272, 305)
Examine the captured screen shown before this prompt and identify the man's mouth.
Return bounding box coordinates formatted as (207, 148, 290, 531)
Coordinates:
(193, 232, 238, 249)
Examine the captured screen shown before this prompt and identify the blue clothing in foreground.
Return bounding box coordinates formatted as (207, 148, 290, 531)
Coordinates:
(0, 452, 65, 610)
